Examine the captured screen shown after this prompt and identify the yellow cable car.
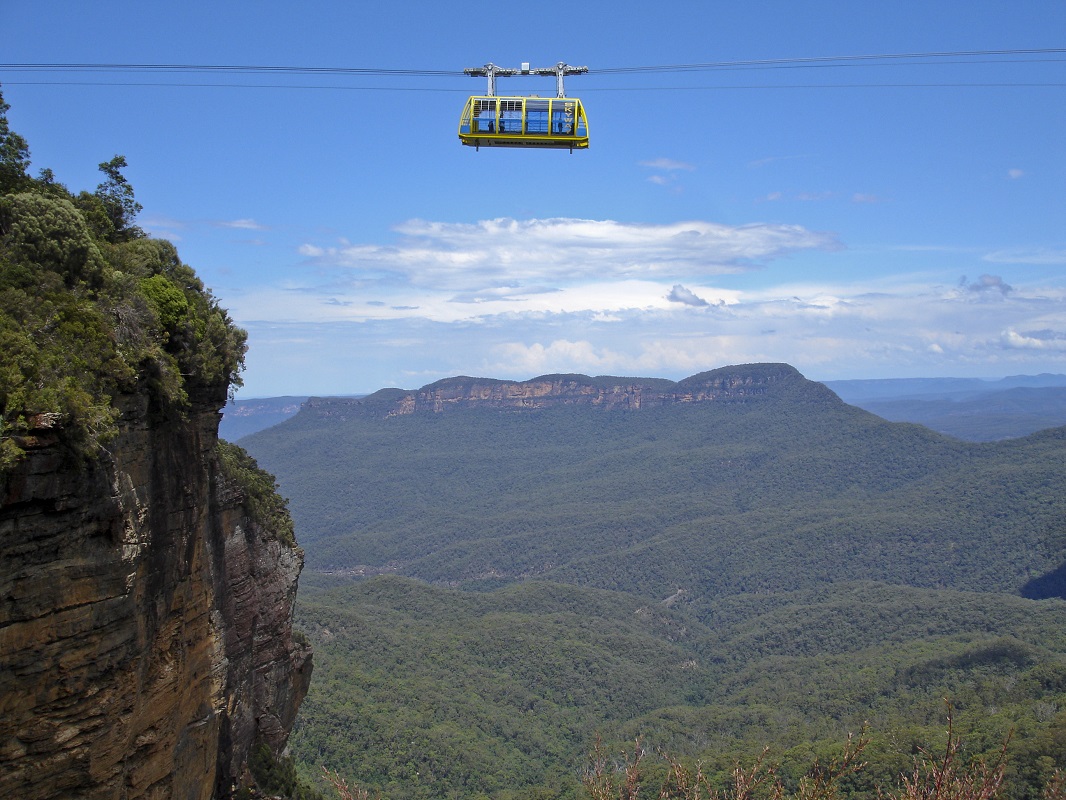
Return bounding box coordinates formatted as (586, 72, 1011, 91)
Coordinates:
(459, 62, 590, 151)
(458, 96, 589, 150)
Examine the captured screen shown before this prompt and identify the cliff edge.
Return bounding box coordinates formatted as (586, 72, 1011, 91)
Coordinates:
(0, 98, 311, 798)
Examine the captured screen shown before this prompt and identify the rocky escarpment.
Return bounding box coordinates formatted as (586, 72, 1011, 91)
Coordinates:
(303, 363, 839, 420)
(0, 387, 311, 799)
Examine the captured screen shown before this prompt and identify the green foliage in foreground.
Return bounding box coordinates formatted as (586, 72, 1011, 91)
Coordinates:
(291, 576, 1066, 800)
(0, 89, 246, 473)
(216, 440, 297, 547)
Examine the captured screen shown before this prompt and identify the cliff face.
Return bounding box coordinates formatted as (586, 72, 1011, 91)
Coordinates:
(304, 363, 837, 420)
(0, 388, 311, 799)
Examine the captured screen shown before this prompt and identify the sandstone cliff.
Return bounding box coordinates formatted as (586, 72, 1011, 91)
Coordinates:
(0, 385, 312, 799)
(302, 362, 837, 420)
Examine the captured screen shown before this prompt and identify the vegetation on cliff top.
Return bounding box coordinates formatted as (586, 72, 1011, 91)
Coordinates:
(0, 88, 247, 472)
(216, 439, 297, 548)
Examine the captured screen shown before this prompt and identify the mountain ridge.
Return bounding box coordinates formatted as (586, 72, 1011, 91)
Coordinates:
(298, 363, 838, 421)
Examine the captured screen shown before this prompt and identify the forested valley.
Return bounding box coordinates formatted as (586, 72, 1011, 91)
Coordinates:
(239, 367, 1066, 800)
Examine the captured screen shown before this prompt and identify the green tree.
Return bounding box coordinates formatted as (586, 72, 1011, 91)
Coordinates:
(94, 154, 144, 242)
(140, 273, 190, 340)
(0, 87, 31, 195)
(0, 192, 107, 288)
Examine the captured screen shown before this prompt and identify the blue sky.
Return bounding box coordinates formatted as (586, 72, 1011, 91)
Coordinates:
(4, 1, 1065, 396)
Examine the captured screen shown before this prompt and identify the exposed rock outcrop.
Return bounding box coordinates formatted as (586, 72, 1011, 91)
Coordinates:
(0, 386, 311, 799)
(303, 363, 838, 420)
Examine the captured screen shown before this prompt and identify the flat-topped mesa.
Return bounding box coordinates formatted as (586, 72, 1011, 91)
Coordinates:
(304, 363, 838, 419)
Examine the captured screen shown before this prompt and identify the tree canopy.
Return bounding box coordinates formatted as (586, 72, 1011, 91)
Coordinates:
(0, 87, 246, 473)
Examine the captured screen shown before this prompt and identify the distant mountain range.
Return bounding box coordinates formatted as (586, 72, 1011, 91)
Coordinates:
(824, 373, 1066, 403)
(220, 396, 309, 441)
(825, 374, 1066, 441)
(223, 371, 1066, 442)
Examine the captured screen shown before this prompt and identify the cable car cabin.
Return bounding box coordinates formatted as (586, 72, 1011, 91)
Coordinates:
(459, 96, 589, 151)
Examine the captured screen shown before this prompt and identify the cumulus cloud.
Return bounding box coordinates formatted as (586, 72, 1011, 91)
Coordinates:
(1001, 329, 1066, 351)
(667, 284, 709, 307)
(298, 217, 839, 291)
(492, 339, 620, 374)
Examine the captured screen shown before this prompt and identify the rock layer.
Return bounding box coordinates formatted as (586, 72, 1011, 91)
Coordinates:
(304, 363, 830, 420)
(0, 388, 311, 799)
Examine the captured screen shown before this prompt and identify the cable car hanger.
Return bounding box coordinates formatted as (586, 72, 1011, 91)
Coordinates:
(458, 61, 590, 152)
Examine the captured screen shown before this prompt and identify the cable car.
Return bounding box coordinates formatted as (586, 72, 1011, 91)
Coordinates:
(459, 96, 589, 150)
(459, 62, 589, 152)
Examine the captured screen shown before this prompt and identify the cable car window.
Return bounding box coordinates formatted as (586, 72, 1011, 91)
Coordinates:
(472, 98, 497, 133)
(499, 99, 522, 134)
(525, 100, 550, 134)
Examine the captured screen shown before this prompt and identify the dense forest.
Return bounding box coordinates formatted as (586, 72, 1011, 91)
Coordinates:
(240, 369, 1066, 799)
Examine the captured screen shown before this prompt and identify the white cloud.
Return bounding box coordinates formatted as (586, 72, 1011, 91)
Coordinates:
(141, 215, 185, 230)
(227, 215, 1066, 395)
(1001, 329, 1066, 351)
(1008, 169, 1025, 180)
(640, 158, 696, 171)
(298, 217, 839, 291)
(234, 270, 1066, 396)
(491, 339, 621, 374)
(217, 218, 267, 230)
(983, 248, 1066, 265)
